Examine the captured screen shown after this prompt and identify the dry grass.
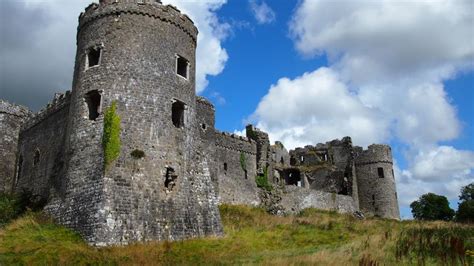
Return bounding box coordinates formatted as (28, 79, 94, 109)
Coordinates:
(0, 206, 473, 265)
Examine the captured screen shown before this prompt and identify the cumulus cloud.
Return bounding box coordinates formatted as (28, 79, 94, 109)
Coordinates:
(252, 67, 388, 149)
(0, 0, 228, 110)
(249, 0, 276, 24)
(249, 0, 474, 212)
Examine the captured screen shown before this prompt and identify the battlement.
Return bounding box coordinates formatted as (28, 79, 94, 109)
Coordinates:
(21, 91, 71, 132)
(196, 96, 215, 110)
(79, 0, 198, 43)
(215, 130, 256, 155)
(0, 100, 31, 118)
(354, 144, 393, 166)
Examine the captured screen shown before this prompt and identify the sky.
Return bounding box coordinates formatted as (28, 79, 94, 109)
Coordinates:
(0, 0, 473, 219)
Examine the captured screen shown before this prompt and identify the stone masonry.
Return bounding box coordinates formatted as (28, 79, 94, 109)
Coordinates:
(0, 0, 400, 246)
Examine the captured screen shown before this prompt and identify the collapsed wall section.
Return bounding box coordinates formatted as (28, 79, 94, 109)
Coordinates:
(0, 100, 31, 193)
(15, 92, 71, 200)
(215, 131, 259, 205)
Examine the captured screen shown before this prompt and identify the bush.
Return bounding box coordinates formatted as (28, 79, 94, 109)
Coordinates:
(103, 101, 121, 168)
(0, 190, 46, 227)
(255, 167, 272, 191)
(131, 149, 145, 159)
(457, 183, 474, 223)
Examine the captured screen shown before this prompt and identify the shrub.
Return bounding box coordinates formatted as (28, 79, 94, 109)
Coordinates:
(0, 190, 46, 227)
(255, 167, 272, 191)
(103, 101, 121, 169)
(131, 149, 145, 159)
(410, 193, 455, 221)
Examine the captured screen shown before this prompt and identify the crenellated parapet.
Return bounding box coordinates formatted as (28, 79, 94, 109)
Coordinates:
(354, 144, 393, 166)
(215, 130, 256, 155)
(79, 0, 198, 44)
(21, 91, 71, 132)
(0, 100, 31, 119)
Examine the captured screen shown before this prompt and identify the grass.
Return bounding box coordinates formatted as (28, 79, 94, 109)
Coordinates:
(1, 205, 473, 265)
(103, 101, 121, 169)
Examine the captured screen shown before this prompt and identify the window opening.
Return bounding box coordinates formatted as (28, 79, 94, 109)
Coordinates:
(164, 167, 177, 192)
(372, 194, 376, 206)
(17, 155, 23, 183)
(201, 123, 207, 130)
(85, 90, 101, 120)
(300, 156, 304, 162)
(280, 157, 284, 164)
(176, 55, 189, 79)
(224, 163, 228, 172)
(244, 169, 248, 179)
(33, 149, 40, 166)
(172, 100, 185, 128)
(86, 47, 101, 68)
(377, 167, 384, 178)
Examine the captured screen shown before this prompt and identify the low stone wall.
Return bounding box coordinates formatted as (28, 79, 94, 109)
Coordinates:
(280, 186, 357, 214)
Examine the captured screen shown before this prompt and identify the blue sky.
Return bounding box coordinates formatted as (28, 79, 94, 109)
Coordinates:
(1, 0, 473, 219)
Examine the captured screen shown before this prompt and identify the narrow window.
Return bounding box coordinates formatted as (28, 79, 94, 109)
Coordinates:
(300, 156, 304, 162)
(176, 55, 189, 79)
(86, 47, 102, 68)
(33, 149, 40, 166)
(17, 155, 23, 183)
(201, 123, 207, 130)
(244, 169, 248, 179)
(164, 167, 177, 192)
(84, 90, 101, 120)
(377, 167, 384, 178)
(172, 100, 185, 128)
(372, 194, 375, 206)
(323, 154, 328, 161)
(224, 163, 228, 171)
(280, 157, 284, 164)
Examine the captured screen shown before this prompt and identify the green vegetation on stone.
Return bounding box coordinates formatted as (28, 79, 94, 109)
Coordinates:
(102, 101, 121, 169)
(240, 152, 247, 171)
(255, 167, 272, 191)
(131, 149, 145, 160)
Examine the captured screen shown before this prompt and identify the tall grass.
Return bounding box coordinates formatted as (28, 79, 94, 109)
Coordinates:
(1, 205, 473, 265)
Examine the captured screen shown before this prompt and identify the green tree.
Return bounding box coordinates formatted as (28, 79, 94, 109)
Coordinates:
(410, 193, 455, 221)
(456, 182, 474, 223)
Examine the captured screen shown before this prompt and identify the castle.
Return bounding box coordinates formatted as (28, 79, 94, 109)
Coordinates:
(0, 0, 399, 246)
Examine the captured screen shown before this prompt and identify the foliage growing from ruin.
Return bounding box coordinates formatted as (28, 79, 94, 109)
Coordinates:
(131, 149, 145, 159)
(256, 167, 272, 191)
(102, 101, 121, 169)
(240, 152, 247, 171)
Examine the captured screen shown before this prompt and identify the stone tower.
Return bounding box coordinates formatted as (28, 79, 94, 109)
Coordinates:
(0, 100, 30, 194)
(45, 0, 222, 245)
(355, 144, 400, 219)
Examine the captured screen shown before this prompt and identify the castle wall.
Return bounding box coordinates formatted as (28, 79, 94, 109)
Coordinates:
(15, 93, 70, 199)
(46, 1, 222, 245)
(355, 145, 399, 219)
(0, 100, 30, 193)
(215, 131, 260, 206)
(289, 137, 356, 200)
(280, 186, 357, 214)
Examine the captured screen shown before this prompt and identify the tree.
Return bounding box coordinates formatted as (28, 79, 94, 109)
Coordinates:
(410, 193, 455, 221)
(456, 183, 474, 223)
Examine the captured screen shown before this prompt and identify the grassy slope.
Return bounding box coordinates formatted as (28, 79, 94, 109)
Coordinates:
(0, 205, 473, 265)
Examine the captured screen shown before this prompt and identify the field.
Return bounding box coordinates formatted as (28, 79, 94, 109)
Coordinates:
(1, 205, 473, 265)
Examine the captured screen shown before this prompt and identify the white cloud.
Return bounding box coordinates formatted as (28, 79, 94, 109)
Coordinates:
(0, 0, 228, 109)
(251, 67, 389, 149)
(248, 0, 474, 213)
(249, 0, 276, 24)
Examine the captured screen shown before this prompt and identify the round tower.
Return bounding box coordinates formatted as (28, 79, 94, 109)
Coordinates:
(50, 0, 222, 245)
(355, 144, 400, 219)
(0, 100, 30, 194)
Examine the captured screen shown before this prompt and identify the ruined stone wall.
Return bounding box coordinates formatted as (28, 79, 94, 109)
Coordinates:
(246, 125, 273, 182)
(0, 100, 30, 193)
(280, 186, 357, 214)
(289, 137, 356, 199)
(355, 144, 399, 219)
(46, 1, 222, 246)
(215, 131, 259, 205)
(270, 141, 290, 184)
(15, 93, 70, 199)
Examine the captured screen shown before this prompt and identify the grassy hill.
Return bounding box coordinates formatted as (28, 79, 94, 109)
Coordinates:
(0, 205, 473, 265)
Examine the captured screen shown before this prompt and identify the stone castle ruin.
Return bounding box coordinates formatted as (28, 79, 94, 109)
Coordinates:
(0, 0, 399, 246)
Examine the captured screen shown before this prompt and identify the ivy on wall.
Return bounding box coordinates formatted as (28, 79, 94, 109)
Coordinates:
(103, 101, 121, 169)
(240, 152, 247, 171)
